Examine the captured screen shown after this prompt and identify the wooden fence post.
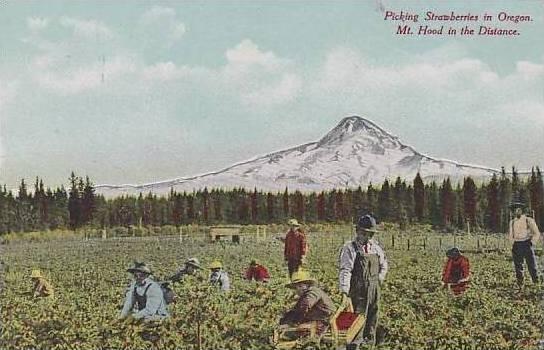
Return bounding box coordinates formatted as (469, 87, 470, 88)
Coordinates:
(439, 237, 442, 250)
(407, 239, 410, 251)
(392, 235, 395, 250)
(423, 237, 427, 250)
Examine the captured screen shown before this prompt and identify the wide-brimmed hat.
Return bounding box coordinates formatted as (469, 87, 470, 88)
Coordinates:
(509, 201, 526, 209)
(355, 215, 378, 233)
(209, 260, 223, 269)
(446, 247, 461, 258)
(288, 219, 301, 227)
(127, 262, 152, 275)
(185, 258, 201, 269)
(31, 269, 43, 278)
(285, 270, 316, 288)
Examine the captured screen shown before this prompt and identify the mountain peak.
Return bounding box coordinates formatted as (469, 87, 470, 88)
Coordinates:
(317, 115, 398, 147)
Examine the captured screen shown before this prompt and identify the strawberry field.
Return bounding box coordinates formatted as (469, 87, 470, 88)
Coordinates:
(1, 227, 543, 350)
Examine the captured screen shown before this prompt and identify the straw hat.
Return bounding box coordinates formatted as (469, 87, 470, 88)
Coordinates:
(286, 270, 316, 288)
(127, 262, 152, 275)
(288, 219, 301, 227)
(185, 258, 201, 269)
(31, 269, 43, 278)
(209, 260, 223, 269)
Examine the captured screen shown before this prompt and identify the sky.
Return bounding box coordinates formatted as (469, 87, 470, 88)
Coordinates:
(0, 0, 543, 189)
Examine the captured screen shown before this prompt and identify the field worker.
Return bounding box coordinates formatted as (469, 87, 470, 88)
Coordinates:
(209, 260, 230, 292)
(245, 259, 270, 283)
(441, 247, 470, 295)
(31, 269, 54, 298)
(119, 262, 169, 322)
(279, 270, 335, 337)
(508, 201, 541, 287)
(169, 258, 202, 283)
(284, 219, 308, 277)
(339, 214, 388, 349)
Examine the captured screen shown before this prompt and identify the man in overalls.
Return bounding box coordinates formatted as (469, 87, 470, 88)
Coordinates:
(339, 215, 388, 349)
(508, 201, 541, 288)
(119, 262, 169, 322)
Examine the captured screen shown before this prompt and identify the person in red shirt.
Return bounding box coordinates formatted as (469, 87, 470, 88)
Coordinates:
(284, 219, 308, 277)
(245, 259, 270, 283)
(441, 247, 470, 295)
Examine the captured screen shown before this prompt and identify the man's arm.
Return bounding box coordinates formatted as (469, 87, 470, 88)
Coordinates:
(376, 245, 388, 282)
(287, 289, 320, 323)
(339, 244, 355, 295)
(528, 218, 541, 243)
(119, 283, 135, 319)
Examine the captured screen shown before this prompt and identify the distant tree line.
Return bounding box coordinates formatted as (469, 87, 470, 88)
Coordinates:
(1, 167, 542, 235)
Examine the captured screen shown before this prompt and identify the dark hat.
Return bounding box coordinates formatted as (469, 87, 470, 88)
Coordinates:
(356, 215, 378, 233)
(446, 247, 461, 258)
(509, 201, 526, 209)
(127, 261, 152, 275)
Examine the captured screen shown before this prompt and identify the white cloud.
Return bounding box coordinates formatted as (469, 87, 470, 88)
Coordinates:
(27, 17, 49, 32)
(59, 17, 113, 40)
(516, 61, 544, 78)
(142, 62, 190, 81)
(36, 56, 136, 95)
(140, 6, 186, 47)
(225, 39, 288, 70)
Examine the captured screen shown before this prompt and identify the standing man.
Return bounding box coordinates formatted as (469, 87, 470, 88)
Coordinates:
(284, 219, 308, 277)
(339, 215, 388, 349)
(119, 262, 169, 322)
(508, 201, 541, 288)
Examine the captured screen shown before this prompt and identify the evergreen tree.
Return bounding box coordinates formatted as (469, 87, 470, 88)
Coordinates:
(266, 192, 275, 223)
(68, 172, 81, 229)
(413, 173, 425, 222)
(486, 174, 500, 232)
(377, 180, 391, 221)
(463, 177, 477, 227)
(316, 191, 325, 222)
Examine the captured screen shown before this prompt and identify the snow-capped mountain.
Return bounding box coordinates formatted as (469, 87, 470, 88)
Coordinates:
(96, 116, 500, 196)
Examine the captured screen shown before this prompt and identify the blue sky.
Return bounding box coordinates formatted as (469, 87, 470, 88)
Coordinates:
(0, 0, 543, 188)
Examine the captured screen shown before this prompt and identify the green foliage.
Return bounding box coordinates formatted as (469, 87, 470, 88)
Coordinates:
(1, 228, 542, 349)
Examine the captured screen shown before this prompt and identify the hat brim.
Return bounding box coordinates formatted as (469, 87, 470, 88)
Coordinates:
(355, 227, 378, 233)
(286, 279, 316, 288)
(127, 268, 151, 274)
(509, 202, 526, 209)
(186, 262, 201, 269)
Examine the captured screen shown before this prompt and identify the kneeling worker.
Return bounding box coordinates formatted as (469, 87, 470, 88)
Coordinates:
(279, 270, 335, 337)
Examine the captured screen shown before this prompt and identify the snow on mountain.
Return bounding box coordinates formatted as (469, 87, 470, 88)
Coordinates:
(96, 116, 500, 197)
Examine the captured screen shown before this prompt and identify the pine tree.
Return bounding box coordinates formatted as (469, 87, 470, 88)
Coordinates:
(486, 174, 500, 232)
(316, 191, 325, 222)
(378, 180, 391, 221)
(282, 187, 289, 220)
(439, 178, 454, 228)
(68, 172, 81, 230)
(463, 177, 477, 227)
(251, 188, 258, 223)
(266, 192, 275, 223)
(413, 173, 425, 222)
